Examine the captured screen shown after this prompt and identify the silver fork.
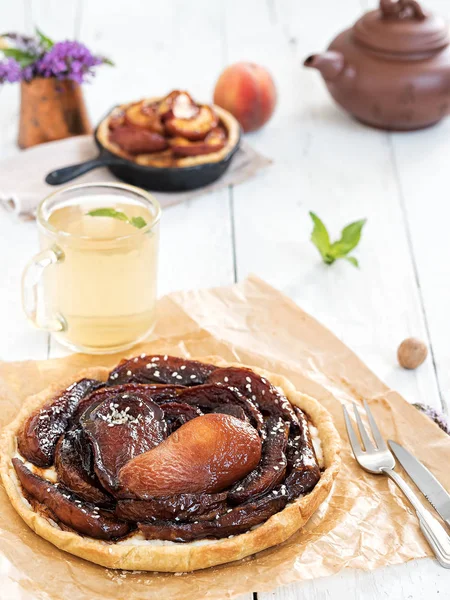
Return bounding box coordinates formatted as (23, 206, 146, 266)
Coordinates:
(343, 400, 450, 568)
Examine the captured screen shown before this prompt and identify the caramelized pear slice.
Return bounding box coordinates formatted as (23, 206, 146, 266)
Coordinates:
(160, 401, 203, 433)
(108, 354, 216, 386)
(115, 492, 226, 522)
(125, 102, 165, 135)
(228, 417, 289, 504)
(285, 408, 320, 500)
(118, 413, 262, 498)
(12, 459, 130, 540)
(138, 494, 287, 542)
(171, 127, 226, 157)
(207, 367, 299, 430)
(211, 403, 248, 422)
(81, 395, 167, 493)
(74, 383, 181, 421)
(17, 378, 104, 468)
(55, 428, 112, 506)
(109, 125, 168, 155)
(165, 106, 219, 141)
(176, 384, 264, 431)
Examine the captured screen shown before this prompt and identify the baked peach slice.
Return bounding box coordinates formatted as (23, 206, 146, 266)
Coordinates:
(125, 102, 165, 135)
(118, 413, 262, 498)
(109, 125, 168, 155)
(108, 108, 126, 131)
(158, 90, 199, 120)
(165, 106, 219, 141)
(170, 127, 226, 157)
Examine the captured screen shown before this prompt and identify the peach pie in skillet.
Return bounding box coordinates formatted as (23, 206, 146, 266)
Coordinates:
(46, 91, 241, 191)
(1, 355, 340, 572)
(98, 90, 240, 167)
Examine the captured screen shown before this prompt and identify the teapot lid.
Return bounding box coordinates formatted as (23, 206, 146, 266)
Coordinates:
(353, 0, 449, 55)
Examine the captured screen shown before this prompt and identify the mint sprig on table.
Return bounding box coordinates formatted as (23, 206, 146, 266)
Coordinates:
(309, 212, 366, 268)
(87, 208, 147, 229)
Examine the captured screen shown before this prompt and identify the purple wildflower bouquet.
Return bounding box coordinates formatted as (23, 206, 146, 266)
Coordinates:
(0, 29, 112, 84)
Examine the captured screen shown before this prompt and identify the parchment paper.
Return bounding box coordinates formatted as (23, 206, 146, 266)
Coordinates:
(1, 275, 449, 600)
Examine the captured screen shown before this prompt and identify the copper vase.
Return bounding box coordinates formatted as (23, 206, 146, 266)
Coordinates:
(18, 78, 92, 149)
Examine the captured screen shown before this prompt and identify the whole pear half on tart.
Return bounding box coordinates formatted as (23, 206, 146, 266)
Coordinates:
(0, 356, 340, 573)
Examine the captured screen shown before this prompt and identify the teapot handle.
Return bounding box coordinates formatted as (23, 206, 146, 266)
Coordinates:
(380, 0, 426, 20)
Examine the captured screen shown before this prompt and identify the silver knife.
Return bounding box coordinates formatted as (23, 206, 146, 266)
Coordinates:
(388, 440, 450, 527)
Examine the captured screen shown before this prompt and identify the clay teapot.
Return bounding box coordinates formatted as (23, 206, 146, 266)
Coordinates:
(305, 0, 450, 130)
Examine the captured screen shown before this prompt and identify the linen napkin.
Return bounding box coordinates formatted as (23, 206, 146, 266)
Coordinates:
(0, 135, 271, 220)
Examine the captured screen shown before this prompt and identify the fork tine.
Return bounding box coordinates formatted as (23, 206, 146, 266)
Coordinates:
(363, 399, 388, 450)
(353, 403, 375, 451)
(343, 405, 363, 458)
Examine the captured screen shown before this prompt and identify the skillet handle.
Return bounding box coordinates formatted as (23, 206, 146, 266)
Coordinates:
(45, 155, 121, 186)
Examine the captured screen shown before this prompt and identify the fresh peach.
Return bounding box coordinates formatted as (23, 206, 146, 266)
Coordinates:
(213, 62, 277, 132)
(109, 125, 168, 155)
(125, 102, 165, 135)
(165, 106, 218, 141)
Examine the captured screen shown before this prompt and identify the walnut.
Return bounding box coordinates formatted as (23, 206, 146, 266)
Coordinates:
(397, 338, 428, 369)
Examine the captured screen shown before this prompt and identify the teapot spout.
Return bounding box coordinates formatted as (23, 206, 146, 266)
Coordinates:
(304, 51, 346, 81)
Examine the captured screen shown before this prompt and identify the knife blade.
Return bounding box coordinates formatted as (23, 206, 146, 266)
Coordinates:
(388, 440, 450, 527)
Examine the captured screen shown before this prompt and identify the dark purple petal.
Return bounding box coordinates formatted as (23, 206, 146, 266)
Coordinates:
(34, 40, 107, 83)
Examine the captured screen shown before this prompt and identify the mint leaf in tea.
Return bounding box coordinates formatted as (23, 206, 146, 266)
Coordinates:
(130, 216, 147, 229)
(87, 208, 147, 229)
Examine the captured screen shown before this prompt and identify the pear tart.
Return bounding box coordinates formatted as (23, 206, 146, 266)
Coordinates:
(0, 356, 340, 572)
(96, 91, 240, 168)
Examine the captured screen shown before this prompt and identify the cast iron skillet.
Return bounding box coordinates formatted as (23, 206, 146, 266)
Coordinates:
(45, 109, 241, 192)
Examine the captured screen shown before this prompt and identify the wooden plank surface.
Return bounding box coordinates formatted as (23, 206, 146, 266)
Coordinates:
(226, 0, 442, 410)
(385, 0, 450, 410)
(0, 0, 449, 597)
(259, 558, 446, 600)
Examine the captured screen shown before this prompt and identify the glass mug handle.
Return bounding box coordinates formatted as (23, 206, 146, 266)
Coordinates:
(22, 246, 67, 332)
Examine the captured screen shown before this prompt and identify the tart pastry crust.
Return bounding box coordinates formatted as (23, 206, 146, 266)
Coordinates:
(0, 357, 341, 572)
(96, 101, 241, 168)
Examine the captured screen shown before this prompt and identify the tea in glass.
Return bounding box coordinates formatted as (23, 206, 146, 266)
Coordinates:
(22, 183, 160, 354)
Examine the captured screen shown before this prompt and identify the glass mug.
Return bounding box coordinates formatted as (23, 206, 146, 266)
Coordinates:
(22, 182, 161, 354)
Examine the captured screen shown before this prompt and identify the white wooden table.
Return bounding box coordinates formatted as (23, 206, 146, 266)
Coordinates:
(1, 0, 450, 597)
